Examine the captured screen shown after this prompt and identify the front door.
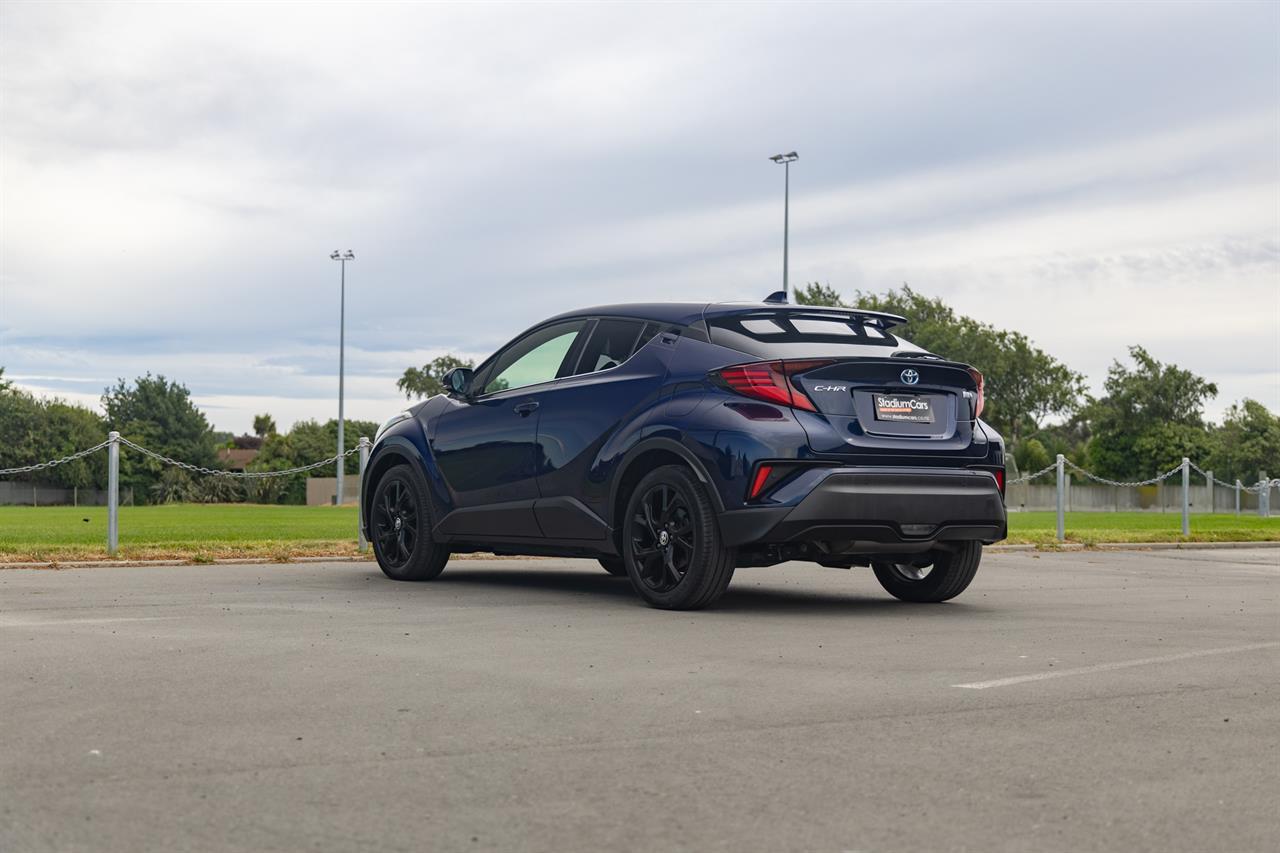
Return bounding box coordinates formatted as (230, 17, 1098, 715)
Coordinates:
(432, 319, 587, 539)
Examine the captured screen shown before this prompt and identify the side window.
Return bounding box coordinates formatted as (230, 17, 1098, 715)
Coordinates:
(479, 321, 586, 395)
(634, 322, 662, 353)
(571, 319, 644, 376)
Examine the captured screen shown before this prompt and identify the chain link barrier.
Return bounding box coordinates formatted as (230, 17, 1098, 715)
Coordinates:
(0, 440, 113, 476)
(5, 436, 1280, 496)
(1184, 459, 1279, 494)
(1061, 458, 1184, 489)
(1006, 460, 1058, 485)
(114, 436, 361, 479)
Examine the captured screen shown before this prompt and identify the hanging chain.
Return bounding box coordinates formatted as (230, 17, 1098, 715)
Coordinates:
(0, 440, 113, 476)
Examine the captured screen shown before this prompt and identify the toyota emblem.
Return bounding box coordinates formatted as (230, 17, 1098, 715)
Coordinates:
(900, 368, 920, 385)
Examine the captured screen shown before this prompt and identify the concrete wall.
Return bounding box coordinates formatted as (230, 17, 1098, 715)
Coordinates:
(306, 477, 361, 507)
(0, 481, 133, 506)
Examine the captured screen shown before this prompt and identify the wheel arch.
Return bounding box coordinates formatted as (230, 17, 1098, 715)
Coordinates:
(361, 437, 437, 538)
(608, 437, 724, 554)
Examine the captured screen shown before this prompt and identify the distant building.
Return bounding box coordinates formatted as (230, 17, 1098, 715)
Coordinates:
(217, 447, 259, 472)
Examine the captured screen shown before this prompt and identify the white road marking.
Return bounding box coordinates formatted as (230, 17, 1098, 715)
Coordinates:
(952, 642, 1280, 689)
(0, 616, 181, 628)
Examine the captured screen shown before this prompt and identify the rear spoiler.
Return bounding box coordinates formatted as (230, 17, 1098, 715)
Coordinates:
(709, 304, 909, 331)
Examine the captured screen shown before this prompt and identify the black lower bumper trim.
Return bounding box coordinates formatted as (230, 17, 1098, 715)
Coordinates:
(718, 467, 1007, 546)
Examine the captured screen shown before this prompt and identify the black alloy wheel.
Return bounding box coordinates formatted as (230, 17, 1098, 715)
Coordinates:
(630, 483, 696, 593)
(371, 465, 449, 582)
(871, 541, 982, 602)
(375, 478, 418, 569)
(622, 465, 735, 610)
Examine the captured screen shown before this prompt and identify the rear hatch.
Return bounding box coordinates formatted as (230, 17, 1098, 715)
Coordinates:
(789, 357, 985, 459)
(704, 307, 987, 462)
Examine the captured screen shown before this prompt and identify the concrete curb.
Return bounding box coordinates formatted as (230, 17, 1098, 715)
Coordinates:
(2, 540, 1277, 570)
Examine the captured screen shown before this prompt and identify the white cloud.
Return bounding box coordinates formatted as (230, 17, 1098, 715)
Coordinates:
(1, 0, 1277, 433)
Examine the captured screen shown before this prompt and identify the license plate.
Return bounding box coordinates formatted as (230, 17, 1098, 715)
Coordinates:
(874, 394, 934, 423)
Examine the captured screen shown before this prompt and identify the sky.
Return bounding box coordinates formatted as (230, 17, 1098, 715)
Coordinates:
(1, 0, 1277, 436)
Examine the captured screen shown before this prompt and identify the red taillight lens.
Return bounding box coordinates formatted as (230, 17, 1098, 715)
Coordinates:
(715, 360, 833, 412)
(748, 464, 774, 500)
(995, 468, 1004, 494)
(966, 367, 985, 419)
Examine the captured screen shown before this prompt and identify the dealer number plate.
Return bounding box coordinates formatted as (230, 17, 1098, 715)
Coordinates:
(874, 394, 934, 424)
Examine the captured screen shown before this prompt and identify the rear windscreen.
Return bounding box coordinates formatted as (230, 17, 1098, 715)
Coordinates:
(708, 313, 924, 358)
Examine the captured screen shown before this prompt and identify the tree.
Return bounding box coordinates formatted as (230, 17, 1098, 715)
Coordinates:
(1013, 438, 1051, 476)
(0, 385, 108, 489)
(398, 355, 473, 399)
(249, 418, 379, 503)
(0, 366, 12, 394)
(794, 282, 844, 307)
(1084, 346, 1218, 480)
(791, 282, 1085, 448)
(1207, 399, 1280, 484)
(102, 374, 218, 501)
(253, 413, 277, 438)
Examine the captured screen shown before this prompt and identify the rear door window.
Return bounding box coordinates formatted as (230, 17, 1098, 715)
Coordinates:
(571, 319, 645, 375)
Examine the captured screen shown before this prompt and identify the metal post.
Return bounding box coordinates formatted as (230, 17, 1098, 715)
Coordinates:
(107, 431, 120, 556)
(782, 160, 790, 298)
(1180, 457, 1190, 536)
(1235, 479, 1241, 515)
(1055, 454, 1065, 542)
(1261, 471, 1270, 518)
(337, 258, 346, 504)
(1206, 469, 1213, 513)
(357, 437, 371, 553)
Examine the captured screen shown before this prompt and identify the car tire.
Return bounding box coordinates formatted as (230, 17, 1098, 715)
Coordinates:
(872, 541, 982, 602)
(622, 465, 735, 610)
(598, 557, 628, 577)
(370, 464, 449, 582)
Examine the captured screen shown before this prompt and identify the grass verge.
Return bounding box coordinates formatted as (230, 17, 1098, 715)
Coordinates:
(0, 504, 1276, 563)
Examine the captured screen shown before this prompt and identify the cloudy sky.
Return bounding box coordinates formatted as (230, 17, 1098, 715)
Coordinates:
(2, 0, 1277, 435)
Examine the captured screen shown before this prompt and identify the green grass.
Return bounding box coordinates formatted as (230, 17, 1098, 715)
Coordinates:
(0, 504, 1275, 563)
(0, 504, 361, 562)
(1007, 511, 1280, 545)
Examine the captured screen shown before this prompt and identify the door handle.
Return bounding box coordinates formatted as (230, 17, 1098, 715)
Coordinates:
(513, 401, 540, 417)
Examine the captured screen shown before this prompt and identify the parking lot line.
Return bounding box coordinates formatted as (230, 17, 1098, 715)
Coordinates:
(0, 616, 181, 628)
(952, 641, 1280, 689)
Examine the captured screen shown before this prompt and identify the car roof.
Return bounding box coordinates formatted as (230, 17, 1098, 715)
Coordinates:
(544, 301, 907, 329)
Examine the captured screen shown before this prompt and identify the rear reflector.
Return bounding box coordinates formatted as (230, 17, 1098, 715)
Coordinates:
(714, 360, 833, 412)
(995, 468, 1004, 494)
(748, 464, 774, 500)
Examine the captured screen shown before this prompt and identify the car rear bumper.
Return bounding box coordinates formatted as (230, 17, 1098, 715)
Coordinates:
(718, 467, 1007, 547)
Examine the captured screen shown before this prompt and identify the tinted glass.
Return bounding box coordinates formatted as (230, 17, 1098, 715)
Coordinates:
(707, 313, 920, 358)
(572, 319, 643, 375)
(480, 321, 585, 394)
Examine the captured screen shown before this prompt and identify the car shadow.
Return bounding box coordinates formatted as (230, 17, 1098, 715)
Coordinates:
(391, 564, 989, 615)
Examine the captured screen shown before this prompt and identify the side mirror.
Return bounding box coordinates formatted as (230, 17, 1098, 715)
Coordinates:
(442, 367, 474, 397)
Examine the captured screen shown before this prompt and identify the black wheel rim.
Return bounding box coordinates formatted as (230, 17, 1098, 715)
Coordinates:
(889, 562, 933, 582)
(375, 479, 418, 569)
(630, 483, 695, 592)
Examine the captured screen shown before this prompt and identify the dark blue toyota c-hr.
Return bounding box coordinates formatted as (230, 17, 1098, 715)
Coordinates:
(361, 298, 1006, 609)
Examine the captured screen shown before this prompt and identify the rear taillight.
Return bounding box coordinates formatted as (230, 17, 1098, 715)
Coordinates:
(966, 367, 985, 419)
(995, 468, 1005, 495)
(714, 359, 833, 412)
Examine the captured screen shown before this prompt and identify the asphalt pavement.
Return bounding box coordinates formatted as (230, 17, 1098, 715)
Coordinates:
(2, 548, 1277, 852)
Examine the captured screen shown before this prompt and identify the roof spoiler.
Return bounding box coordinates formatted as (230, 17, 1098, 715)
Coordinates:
(737, 303, 909, 331)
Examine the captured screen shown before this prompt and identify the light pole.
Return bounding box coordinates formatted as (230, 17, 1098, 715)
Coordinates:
(769, 151, 798, 299)
(330, 249, 354, 504)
